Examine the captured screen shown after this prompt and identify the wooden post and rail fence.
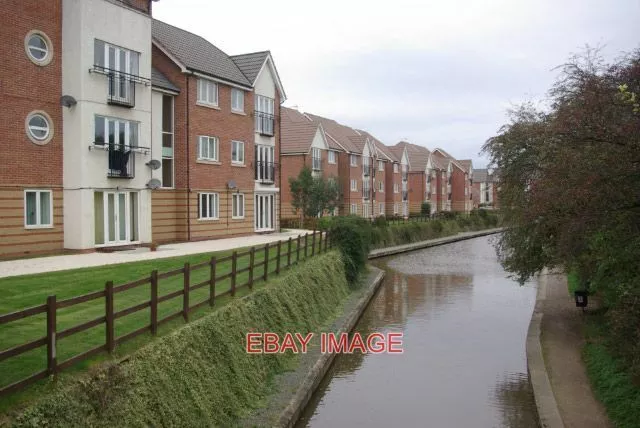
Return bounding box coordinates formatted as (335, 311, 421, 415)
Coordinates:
(0, 230, 331, 397)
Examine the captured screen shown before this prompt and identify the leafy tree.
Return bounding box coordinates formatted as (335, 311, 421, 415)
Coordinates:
(421, 202, 431, 216)
(289, 168, 343, 227)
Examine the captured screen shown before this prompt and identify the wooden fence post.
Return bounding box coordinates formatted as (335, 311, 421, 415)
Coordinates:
(287, 237, 292, 267)
(183, 263, 190, 322)
(248, 247, 255, 289)
(263, 242, 269, 281)
(150, 270, 158, 335)
(105, 281, 114, 353)
(46, 295, 57, 375)
(318, 231, 323, 254)
(325, 231, 329, 251)
(231, 251, 237, 296)
(276, 240, 281, 274)
(296, 234, 301, 264)
(209, 256, 217, 306)
(304, 233, 308, 258)
(311, 230, 316, 256)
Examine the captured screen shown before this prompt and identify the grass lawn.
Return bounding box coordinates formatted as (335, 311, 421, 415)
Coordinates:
(0, 234, 324, 411)
(567, 271, 580, 296)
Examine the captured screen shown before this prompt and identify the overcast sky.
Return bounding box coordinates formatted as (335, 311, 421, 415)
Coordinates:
(153, 0, 639, 167)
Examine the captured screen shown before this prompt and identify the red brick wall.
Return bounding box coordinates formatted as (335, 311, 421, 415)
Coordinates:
(280, 153, 306, 219)
(450, 167, 466, 212)
(0, 1, 64, 258)
(408, 172, 424, 214)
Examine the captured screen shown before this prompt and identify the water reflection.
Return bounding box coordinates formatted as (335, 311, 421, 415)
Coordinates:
(296, 237, 538, 428)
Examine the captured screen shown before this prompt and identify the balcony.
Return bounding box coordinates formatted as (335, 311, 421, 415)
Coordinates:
(402, 171, 408, 182)
(90, 142, 150, 179)
(402, 191, 408, 201)
(255, 161, 277, 184)
(91, 65, 150, 108)
(363, 188, 371, 200)
(255, 111, 275, 137)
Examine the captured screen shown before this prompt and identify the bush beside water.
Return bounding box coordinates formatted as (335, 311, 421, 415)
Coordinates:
(13, 252, 350, 427)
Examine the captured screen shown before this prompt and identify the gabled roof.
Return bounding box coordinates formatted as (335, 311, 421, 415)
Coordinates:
(151, 67, 180, 93)
(459, 160, 473, 173)
(304, 113, 360, 154)
(358, 130, 397, 162)
(152, 20, 252, 88)
(281, 107, 323, 154)
(473, 169, 489, 182)
(432, 148, 467, 172)
(230, 51, 287, 101)
(392, 141, 433, 172)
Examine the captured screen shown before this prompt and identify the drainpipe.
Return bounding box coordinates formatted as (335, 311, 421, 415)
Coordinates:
(186, 74, 191, 241)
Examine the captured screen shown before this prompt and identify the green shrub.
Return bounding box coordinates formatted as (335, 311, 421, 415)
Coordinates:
(421, 202, 431, 216)
(13, 252, 350, 427)
(328, 216, 372, 286)
(372, 215, 387, 228)
(317, 216, 334, 231)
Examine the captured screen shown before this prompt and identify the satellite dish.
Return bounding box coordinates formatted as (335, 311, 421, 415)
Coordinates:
(146, 159, 161, 170)
(147, 178, 162, 190)
(60, 95, 77, 107)
(227, 180, 237, 189)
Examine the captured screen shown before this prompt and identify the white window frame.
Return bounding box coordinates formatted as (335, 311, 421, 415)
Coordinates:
(25, 31, 53, 66)
(350, 203, 357, 215)
(379, 202, 384, 215)
(231, 88, 244, 112)
(350, 154, 357, 167)
(232, 193, 245, 219)
(394, 183, 399, 193)
(161, 95, 174, 188)
(25, 111, 53, 145)
(312, 147, 322, 170)
(394, 203, 399, 215)
(197, 78, 218, 107)
(198, 136, 219, 161)
(378, 160, 384, 171)
(231, 140, 245, 165)
(350, 179, 357, 191)
(198, 193, 219, 220)
(394, 164, 399, 173)
(378, 181, 384, 192)
(255, 95, 275, 134)
(328, 150, 337, 164)
(24, 190, 53, 229)
(363, 203, 370, 218)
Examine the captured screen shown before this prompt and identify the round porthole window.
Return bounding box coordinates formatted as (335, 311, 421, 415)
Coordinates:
(25, 111, 53, 145)
(25, 31, 53, 66)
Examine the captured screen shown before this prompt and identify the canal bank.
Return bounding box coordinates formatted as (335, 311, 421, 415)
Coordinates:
(528, 272, 611, 428)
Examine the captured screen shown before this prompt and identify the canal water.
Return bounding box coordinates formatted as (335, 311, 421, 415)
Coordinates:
(295, 236, 539, 428)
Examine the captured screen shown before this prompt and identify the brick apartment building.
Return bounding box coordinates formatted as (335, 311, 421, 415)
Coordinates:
(472, 168, 499, 208)
(0, 0, 285, 258)
(432, 149, 473, 213)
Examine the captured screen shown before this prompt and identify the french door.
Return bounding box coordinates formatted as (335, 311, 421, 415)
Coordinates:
(254, 193, 275, 231)
(94, 191, 139, 245)
(255, 145, 275, 183)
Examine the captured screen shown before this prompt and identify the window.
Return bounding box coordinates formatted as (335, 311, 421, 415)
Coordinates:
(198, 136, 219, 161)
(328, 150, 336, 164)
(350, 154, 357, 166)
(25, 31, 52, 66)
(232, 193, 245, 218)
(231, 140, 245, 164)
(394, 164, 399, 173)
(94, 116, 139, 177)
(94, 40, 139, 75)
(378, 181, 384, 192)
(363, 204, 370, 218)
(394, 183, 399, 193)
(394, 203, 399, 215)
(350, 204, 357, 215)
(197, 79, 218, 106)
(198, 193, 219, 220)
(312, 148, 322, 170)
(231, 88, 244, 112)
(378, 161, 384, 171)
(379, 203, 384, 215)
(161, 95, 174, 188)
(26, 111, 53, 145)
(350, 179, 357, 191)
(255, 95, 275, 135)
(24, 190, 52, 228)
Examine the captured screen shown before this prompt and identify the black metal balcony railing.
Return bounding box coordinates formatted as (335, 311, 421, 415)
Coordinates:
(106, 144, 135, 178)
(402, 191, 408, 201)
(448, 192, 452, 201)
(255, 111, 275, 137)
(255, 161, 276, 183)
(402, 172, 408, 181)
(91, 65, 150, 108)
(363, 165, 370, 177)
(363, 188, 371, 200)
(312, 158, 323, 171)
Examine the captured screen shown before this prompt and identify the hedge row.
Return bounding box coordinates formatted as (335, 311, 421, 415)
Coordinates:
(13, 252, 350, 427)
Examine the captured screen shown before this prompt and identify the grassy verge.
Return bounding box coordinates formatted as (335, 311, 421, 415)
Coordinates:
(567, 271, 579, 296)
(9, 251, 351, 427)
(0, 237, 321, 411)
(584, 312, 640, 428)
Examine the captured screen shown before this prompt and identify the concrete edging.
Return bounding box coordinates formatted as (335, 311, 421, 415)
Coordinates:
(526, 271, 565, 428)
(368, 228, 504, 259)
(277, 268, 386, 428)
